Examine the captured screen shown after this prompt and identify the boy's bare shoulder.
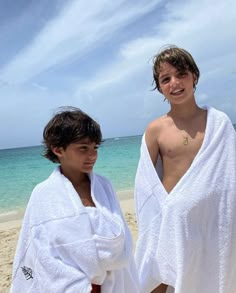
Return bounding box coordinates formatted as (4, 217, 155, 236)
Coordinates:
(146, 114, 170, 135)
(145, 115, 170, 163)
(145, 114, 171, 150)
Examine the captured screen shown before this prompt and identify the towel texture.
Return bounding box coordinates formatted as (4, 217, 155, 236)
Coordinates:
(11, 167, 139, 293)
(135, 107, 236, 293)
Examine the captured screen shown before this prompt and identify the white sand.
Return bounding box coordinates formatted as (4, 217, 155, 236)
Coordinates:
(0, 197, 137, 293)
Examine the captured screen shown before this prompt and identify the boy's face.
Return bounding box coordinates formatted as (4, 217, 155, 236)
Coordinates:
(53, 138, 99, 175)
(158, 62, 197, 105)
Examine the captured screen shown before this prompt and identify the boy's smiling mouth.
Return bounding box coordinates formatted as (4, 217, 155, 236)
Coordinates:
(171, 89, 184, 95)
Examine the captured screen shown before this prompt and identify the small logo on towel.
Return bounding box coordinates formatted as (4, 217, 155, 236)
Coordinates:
(21, 266, 33, 280)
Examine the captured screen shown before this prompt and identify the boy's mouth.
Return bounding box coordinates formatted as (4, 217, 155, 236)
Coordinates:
(171, 89, 184, 96)
(84, 161, 95, 166)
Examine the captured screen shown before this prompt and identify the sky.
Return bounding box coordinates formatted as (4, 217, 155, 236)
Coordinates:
(0, 0, 235, 149)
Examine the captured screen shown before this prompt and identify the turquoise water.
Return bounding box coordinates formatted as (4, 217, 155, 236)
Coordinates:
(1, 125, 235, 215)
(0, 136, 142, 214)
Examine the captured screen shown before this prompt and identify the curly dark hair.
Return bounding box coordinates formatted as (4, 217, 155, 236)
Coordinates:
(153, 45, 200, 92)
(42, 107, 102, 163)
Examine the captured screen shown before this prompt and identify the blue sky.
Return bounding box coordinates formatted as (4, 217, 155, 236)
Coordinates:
(0, 0, 235, 149)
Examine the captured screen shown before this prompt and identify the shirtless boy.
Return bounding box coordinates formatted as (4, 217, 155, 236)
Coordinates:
(146, 46, 206, 196)
(134, 46, 236, 293)
(146, 46, 205, 293)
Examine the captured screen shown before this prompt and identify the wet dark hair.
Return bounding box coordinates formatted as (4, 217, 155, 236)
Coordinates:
(43, 107, 102, 163)
(153, 45, 200, 92)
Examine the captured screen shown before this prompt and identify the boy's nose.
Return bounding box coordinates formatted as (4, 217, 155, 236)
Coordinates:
(170, 76, 180, 87)
(88, 149, 97, 158)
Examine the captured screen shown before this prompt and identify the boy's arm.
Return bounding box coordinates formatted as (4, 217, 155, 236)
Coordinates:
(145, 122, 160, 166)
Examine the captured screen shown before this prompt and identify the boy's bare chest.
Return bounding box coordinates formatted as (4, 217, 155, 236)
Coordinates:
(158, 110, 207, 158)
(159, 127, 205, 160)
(159, 130, 205, 193)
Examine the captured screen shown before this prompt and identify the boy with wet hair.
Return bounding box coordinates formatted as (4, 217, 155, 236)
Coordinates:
(135, 46, 236, 293)
(11, 107, 139, 293)
(152, 46, 200, 93)
(43, 107, 102, 163)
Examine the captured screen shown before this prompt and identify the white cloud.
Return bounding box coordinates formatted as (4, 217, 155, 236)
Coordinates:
(73, 0, 236, 104)
(0, 0, 236, 149)
(31, 82, 48, 91)
(0, 0, 162, 84)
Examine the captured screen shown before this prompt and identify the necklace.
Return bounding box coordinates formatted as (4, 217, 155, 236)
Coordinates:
(183, 136, 188, 145)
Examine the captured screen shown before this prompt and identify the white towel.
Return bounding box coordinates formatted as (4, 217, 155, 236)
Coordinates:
(135, 107, 236, 293)
(10, 167, 140, 293)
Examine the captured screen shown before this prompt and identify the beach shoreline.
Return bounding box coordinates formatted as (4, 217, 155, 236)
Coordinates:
(0, 189, 134, 222)
(0, 195, 137, 293)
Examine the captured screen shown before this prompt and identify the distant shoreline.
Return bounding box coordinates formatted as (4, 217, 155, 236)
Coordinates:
(0, 134, 143, 151)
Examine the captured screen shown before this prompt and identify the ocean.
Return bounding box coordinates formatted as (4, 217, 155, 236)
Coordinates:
(0, 135, 142, 215)
(1, 125, 236, 217)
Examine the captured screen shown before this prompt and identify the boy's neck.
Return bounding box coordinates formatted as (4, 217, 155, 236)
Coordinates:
(60, 166, 89, 186)
(169, 100, 202, 120)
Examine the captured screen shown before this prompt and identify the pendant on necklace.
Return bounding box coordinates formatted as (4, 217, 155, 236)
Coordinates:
(183, 136, 188, 145)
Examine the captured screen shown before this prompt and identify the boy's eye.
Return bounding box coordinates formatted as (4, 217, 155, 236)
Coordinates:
(178, 71, 187, 78)
(79, 146, 88, 150)
(160, 77, 170, 84)
(78, 145, 99, 151)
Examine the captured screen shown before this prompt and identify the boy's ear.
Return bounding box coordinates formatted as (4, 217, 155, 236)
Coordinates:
(51, 146, 64, 158)
(193, 74, 198, 85)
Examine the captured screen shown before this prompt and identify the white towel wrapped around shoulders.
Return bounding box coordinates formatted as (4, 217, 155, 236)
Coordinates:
(11, 167, 140, 293)
(135, 107, 236, 293)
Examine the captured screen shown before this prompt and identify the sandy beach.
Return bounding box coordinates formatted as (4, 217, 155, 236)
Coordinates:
(0, 196, 137, 293)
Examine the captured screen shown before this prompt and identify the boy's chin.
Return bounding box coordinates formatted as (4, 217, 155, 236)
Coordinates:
(83, 166, 94, 173)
